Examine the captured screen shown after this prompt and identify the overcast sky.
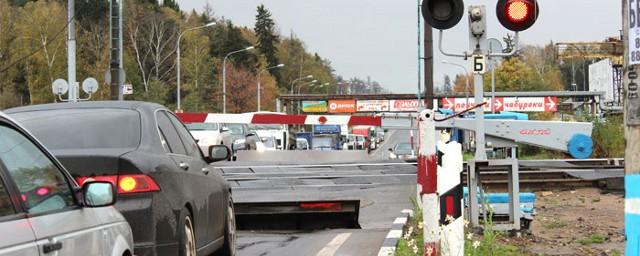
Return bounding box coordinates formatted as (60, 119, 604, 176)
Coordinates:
(176, 0, 621, 93)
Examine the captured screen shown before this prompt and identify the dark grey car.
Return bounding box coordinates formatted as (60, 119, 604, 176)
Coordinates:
(7, 101, 236, 256)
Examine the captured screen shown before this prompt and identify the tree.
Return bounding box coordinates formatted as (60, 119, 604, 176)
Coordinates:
(14, 0, 67, 104)
(223, 65, 256, 113)
(210, 21, 256, 71)
(126, 6, 179, 93)
(255, 5, 281, 83)
(161, 0, 180, 12)
(0, 0, 20, 108)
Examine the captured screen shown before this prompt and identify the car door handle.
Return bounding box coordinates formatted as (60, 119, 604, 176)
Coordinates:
(43, 241, 63, 253)
(201, 168, 210, 175)
(179, 162, 190, 171)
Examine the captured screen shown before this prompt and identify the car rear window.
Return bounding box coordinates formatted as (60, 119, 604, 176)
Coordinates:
(9, 109, 141, 150)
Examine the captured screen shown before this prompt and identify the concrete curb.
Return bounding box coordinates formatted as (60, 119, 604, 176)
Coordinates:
(377, 209, 414, 256)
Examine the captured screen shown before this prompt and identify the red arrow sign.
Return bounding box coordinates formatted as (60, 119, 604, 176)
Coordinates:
(493, 97, 504, 112)
(544, 97, 558, 112)
(442, 98, 454, 110)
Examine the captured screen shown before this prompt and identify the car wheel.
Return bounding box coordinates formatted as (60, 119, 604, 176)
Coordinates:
(220, 197, 236, 256)
(179, 209, 197, 256)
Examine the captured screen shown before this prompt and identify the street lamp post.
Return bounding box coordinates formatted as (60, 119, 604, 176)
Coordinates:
(442, 60, 471, 108)
(289, 75, 313, 94)
(223, 46, 255, 113)
(257, 63, 284, 112)
(176, 22, 216, 112)
(297, 80, 318, 94)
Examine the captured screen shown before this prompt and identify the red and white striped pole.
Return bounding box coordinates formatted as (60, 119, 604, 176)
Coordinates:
(417, 109, 439, 256)
(417, 109, 465, 256)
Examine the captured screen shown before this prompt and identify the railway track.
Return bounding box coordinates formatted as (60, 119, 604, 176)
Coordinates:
(219, 158, 624, 192)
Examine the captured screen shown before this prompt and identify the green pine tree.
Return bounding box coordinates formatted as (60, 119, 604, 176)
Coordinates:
(254, 5, 282, 85)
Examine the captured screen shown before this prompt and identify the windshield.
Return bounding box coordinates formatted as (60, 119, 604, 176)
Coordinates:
(249, 124, 284, 130)
(313, 137, 334, 149)
(186, 123, 219, 131)
(395, 143, 412, 151)
(10, 109, 141, 150)
(225, 124, 244, 135)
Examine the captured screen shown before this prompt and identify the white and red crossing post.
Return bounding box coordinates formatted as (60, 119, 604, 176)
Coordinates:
(417, 109, 464, 256)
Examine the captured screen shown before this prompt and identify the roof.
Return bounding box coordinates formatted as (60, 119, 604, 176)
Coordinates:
(4, 101, 166, 114)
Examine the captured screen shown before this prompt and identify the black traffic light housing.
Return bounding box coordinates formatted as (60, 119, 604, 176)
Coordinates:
(496, 0, 539, 32)
(421, 0, 465, 30)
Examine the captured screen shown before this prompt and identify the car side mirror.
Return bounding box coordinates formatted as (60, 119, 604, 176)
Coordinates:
(83, 181, 116, 207)
(246, 133, 257, 137)
(388, 148, 393, 152)
(208, 145, 230, 163)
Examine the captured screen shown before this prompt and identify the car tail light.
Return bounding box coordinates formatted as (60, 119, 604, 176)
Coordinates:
(76, 175, 160, 194)
(299, 202, 342, 211)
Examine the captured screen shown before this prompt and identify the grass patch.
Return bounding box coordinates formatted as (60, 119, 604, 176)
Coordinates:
(543, 220, 567, 229)
(577, 233, 606, 245)
(395, 198, 424, 256)
(395, 198, 526, 255)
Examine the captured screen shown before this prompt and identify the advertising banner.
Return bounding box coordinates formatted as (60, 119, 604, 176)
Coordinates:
(328, 99, 357, 113)
(356, 100, 389, 112)
(441, 97, 558, 112)
(389, 99, 423, 112)
(302, 101, 328, 113)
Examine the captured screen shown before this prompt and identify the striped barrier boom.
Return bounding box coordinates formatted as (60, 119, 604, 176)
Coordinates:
(176, 112, 382, 126)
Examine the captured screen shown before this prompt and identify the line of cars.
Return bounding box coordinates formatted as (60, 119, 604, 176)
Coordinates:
(1, 101, 236, 256)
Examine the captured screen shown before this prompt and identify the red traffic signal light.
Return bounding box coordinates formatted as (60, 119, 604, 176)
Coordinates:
(496, 0, 539, 32)
(421, 0, 465, 30)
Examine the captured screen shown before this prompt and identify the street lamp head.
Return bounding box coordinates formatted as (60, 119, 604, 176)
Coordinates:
(205, 22, 216, 27)
(310, 80, 318, 83)
(245, 46, 255, 51)
(276, 64, 285, 68)
(323, 83, 330, 86)
(306, 75, 313, 79)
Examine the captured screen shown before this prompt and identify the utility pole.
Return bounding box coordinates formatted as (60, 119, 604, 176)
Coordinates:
(424, 24, 434, 109)
(623, 0, 640, 255)
(67, 0, 77, 102)
(109, 0, 122, 100)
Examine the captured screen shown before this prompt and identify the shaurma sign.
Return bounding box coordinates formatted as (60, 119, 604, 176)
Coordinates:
(328, 100, 356, 113)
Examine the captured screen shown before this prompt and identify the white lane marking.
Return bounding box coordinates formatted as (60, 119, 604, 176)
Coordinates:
(385, 230, 402, 239)
(393, 217, 408, 225)
(626, 198, 640, 215)
(316, 233, 352, 256)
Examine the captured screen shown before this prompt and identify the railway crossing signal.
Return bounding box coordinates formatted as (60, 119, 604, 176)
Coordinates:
(496, 0, 539, 32)
(420, 0, 464, 30)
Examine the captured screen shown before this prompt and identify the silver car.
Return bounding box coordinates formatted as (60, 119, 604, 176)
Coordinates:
(0, 112, 133, 256)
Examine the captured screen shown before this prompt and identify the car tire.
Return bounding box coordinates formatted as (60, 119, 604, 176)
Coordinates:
(178, 208, 197, 256)
(220, 197, 237, 256)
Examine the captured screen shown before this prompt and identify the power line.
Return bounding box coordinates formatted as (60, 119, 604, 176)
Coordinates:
(0, 3, 88, 75)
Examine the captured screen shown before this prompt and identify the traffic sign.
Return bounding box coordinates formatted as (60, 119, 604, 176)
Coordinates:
(493, 97, 505, 112)
(472, 54, 486, 74)
(544, 96, 557, 112)
(123, 84, 133, 95)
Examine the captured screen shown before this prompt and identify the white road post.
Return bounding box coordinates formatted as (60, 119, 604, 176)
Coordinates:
(417, 109, 439, 255)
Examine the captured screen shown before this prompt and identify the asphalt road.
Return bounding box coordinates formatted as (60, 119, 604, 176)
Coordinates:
(214, 129, 417, 256)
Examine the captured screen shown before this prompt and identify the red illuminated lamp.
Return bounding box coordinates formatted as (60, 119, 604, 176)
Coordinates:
(496, 0, 539, 32)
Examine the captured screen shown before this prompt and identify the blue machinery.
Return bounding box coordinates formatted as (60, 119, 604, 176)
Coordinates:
(380, 111, 594, 231)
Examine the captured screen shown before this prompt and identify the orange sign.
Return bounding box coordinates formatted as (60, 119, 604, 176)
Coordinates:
(328, 100, 356, 113)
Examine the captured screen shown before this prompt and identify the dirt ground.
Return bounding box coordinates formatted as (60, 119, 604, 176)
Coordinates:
(504, 188, 625, 255)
